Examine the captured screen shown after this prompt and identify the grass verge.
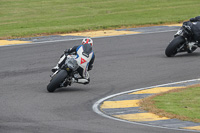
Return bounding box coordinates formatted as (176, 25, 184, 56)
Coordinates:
(1, 0, 200, 39)
(139, 84, 200, 123)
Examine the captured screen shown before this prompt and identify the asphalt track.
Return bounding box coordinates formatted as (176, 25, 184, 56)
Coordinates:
(1, 28, 200, 133)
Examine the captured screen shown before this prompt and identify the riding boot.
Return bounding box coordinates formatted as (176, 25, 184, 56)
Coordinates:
(52, 65, 59, 72)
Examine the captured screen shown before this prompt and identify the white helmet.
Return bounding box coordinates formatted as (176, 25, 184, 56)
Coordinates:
(82, 38, 93, 47)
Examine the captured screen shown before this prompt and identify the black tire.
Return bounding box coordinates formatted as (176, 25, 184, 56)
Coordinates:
(165, 36, 185, 57)
(47, 70, 68, 92)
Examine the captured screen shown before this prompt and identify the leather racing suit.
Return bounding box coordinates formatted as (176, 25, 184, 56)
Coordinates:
(56, 43, 95, 84)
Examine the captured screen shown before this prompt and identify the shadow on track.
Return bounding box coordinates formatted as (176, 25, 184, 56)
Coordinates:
(163, 52, 200, 58)
(50, 87, 87, 93)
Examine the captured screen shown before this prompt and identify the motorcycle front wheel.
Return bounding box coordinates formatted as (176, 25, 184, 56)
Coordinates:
(47, 70, 68, 92)
(165, 36, 185, 57)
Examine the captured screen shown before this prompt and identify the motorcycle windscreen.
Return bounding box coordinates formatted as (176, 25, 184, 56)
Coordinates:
(66, 57, 79, 71)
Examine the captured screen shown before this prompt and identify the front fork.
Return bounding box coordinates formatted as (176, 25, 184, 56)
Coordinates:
(50, 70, 59, 78)
(177, 44, 185, 52)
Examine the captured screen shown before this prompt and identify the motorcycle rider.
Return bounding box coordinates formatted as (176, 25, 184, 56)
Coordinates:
(175, 16, 200, 46)
(52, 38, 95, 85)
(188, 16, 200, 46)
(190, 16, 200, 22)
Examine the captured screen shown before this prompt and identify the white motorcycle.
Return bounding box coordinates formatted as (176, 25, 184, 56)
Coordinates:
(47, 54, 79, 92)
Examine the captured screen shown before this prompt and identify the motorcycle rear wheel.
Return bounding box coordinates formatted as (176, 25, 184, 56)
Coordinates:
(47, 70, 68, 92)
(165, 36, 185, 57)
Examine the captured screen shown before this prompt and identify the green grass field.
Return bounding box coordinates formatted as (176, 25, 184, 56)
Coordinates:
(1, 0, 200, 39)
(150, 86, 200, 122)
(140, 86, 200, 122)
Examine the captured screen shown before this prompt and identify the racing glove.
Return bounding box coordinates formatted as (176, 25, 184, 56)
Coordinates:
(64, 48, 70, 54)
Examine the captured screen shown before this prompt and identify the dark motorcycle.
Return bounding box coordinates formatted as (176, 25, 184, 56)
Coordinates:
(47, 54, 79, 92)
(165, 22, 200, 57)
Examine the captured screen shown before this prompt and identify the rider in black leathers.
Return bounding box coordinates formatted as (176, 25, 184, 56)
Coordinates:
(179, 16, 200, 46)
(190, 16, 200, 22)
(189, 16, 200, 45)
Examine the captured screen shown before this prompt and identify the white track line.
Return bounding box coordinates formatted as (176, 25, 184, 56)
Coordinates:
(92, 78, 200, 132)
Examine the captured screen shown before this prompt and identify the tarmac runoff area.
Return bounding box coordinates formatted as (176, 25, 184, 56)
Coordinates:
(93, 79, 200, 132)
(0, 24, 181, 46)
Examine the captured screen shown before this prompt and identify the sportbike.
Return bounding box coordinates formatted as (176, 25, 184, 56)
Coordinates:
(47, 54, 79, 92)
(165, 22, 200, 57)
